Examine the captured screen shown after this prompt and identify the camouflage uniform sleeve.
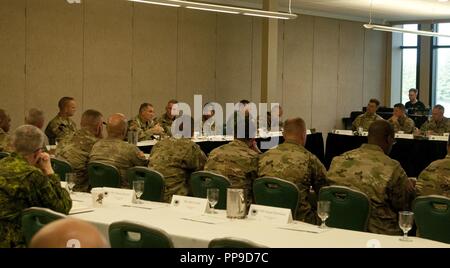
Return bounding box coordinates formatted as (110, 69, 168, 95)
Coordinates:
(416, 166, 440, 196)
(388, 117, 400, 133)
(309, 154, 329, 193)
(420, 121, 430, 132)
(129, 145, 149, 167)
(404, 118, 415, 134)
(385, 163, 411, 211)
(185, 144, 207, 171)
(352, 116, 361, 131)
(31, 172, 72, 214)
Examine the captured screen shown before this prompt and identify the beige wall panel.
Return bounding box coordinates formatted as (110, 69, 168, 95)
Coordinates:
(133, 4, 177, 116)
(216, 14, 253, 107)
(363, 30, 387, 106)
(275, 20, 283, 107)
(282, 15, 314, 127)
(337, 21, 364, 128)
(0, 0, 25, 131)
(176, 9, 216, 110)
(311, 17, 339, 132)
(84, 0, 132, 119)
(251, 18, 262, 104)
(26, 0, 83, 127)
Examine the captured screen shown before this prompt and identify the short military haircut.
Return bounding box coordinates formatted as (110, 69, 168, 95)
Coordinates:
(368, 120, 394, 143)
(283, 118, 306, 136)
(409, 88, 418, 94)
(25, 108, 44, 126)
(239, 99, 250, 105)
(168, 99, 178, 105)
(139, 103, 153, 113)
(81, 109, 103, 128)
(394, 103, 406, 112)
(369, 98, 380, 107)
(0, 109, 7, 123)
(434, 104, 445, 113)
(58, 97, 75, 110)
(106, 113, 127, 137)
(12, 125, 44, 155)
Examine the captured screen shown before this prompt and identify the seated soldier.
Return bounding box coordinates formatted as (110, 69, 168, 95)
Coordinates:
(128, 103, 164, 141)
(89, 113, 148, 188)
(55, 110, 104, 192)
(352, 98, 383, 131)
(0, 125, 72, 248)
(45, 97, 77, 145)
(388, 103, 415, 133)
(149, 115, 206, 202)
(420, 105, 450, 135)
(327, 120, 415, 235)
(258, 117, 328, 224)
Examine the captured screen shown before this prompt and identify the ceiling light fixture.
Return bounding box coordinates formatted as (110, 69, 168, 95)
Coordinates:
(363, 0, 450, 38)
(128, 0, 298, 20)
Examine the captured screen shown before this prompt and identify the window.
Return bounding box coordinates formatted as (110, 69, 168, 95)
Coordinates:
(432, 23, 450, 117)
(400, 24, 419, 103)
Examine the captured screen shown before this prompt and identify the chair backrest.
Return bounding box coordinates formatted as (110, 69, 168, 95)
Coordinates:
(319, 185, 371, 232)
(50, 157, 73, 181)
(190, 171, 231, 209)
(127, 167, 165, 202)
(21, 207, 67, 245)
(413, 195, 450, 244)
(109, 221, 174, 248)
(0, 151, 10, 159)
(208, 237, 263, 248)
(253, 177, 300, 217)
(88, 161, 122, 188)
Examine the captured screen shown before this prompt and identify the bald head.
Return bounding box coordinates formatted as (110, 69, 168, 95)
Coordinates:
(368, 120, 395, 155)
(106, 113, 127, 139)
(29, 218, 109, 248)
(283, 118, 307, 146)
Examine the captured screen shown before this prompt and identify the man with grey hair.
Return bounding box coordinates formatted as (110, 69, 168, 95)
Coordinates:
(0, 109, 11, 152)
(25, 108, 49, 147)
(0, 125, 72, 248)
(89, 113, 148, 188)
(420, 104, 450, 135)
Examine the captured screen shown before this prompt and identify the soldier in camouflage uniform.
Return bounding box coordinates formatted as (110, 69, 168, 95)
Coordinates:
(89, 113, 148, 188)
(416, 135, 450, 197)
(0, 109, 11, 152)
(420, 105, 450, 135)
(157, 99, 179, 137)
(258, 118, 328, 224)
(327, 120, 414, 235)
(352, 98, 383, 131)
(205, 114, 260, 206)
(388, 103, 415, 133)
(45, 97, 77, 145)
(0, 125, 72, 248)
(149, 116, 206, 202)
(128, 103, 164, 141)
(55, 110, 104, 192)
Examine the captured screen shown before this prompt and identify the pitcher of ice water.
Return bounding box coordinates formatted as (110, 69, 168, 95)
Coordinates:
(226, 188, 246, 219)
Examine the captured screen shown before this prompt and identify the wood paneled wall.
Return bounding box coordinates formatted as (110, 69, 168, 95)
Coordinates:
(0, 0, 387, 134)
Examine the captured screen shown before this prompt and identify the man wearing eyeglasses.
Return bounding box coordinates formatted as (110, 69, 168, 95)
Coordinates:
(0, 125, 72, 248)
(327, 120, 415, 235)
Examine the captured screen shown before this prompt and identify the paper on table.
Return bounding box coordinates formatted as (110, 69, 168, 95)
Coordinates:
(122, 202, 168, 210)
(180, 214, 230, 225)
(69, 202, 94, 215)
(277, 222, 330, 234)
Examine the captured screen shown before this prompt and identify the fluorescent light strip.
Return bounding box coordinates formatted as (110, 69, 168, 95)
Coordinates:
(186, 6, 239, 14)
(364, 24, 450, 38)
(128, 0, 297, 20)
(130, 0, 180, 7)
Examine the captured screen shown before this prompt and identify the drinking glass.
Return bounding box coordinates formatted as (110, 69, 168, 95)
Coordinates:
(399, 211, 414, 242)
(65, 173, 76, 194)
(207, 188, 219, 214)
(317, 200, 331, 229)
(133, 180, 145, 204)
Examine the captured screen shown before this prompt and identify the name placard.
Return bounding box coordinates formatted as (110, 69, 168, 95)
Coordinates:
(429, 135, 449, 141)
(170, 195, 208, 214)
(247, 204, 293, 225)
(334, 130, 354, 136)
(395, 133, 414, 140)
(103, 187, 135, 205)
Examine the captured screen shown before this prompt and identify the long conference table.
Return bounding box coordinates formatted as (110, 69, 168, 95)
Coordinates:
(69, 192, 448, 248)
(324, 132, 448, 177)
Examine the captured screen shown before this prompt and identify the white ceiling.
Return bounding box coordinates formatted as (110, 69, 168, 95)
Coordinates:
(203, 0, 450, 23)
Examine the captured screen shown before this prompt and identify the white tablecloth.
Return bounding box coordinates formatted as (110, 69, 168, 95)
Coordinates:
(69, 193, 449, 248)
